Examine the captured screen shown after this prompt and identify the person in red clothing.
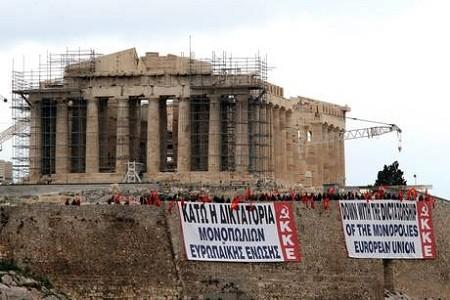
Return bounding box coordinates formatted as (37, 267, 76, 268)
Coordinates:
(363, 191, 372, 202)
(424, 190, 436, 208)
(152, 191, 161, 207)
(231, 195, 240, 210)
(310, 196, 315, 209)
(301, 193, 308, 208)
(323, 194, 330, 210)
(398, 189, 404, 201)
(113, 192, 121, 205)
(406, 188, 417, 201)
(244, 187, 252, 200)
(200, 193, 211, 204)
(376, 186, 386, 200)
(148, 191, 156, 206)
(167, 199, 176, 214)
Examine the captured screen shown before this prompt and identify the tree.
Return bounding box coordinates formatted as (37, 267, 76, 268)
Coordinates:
(375, 161, 407, 186)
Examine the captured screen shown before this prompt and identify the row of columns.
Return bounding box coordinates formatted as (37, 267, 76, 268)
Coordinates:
(29, 95, 344, 186)
(29, 97, 130, 178)
(307, 123, 345, 186)
(30, 96, 280, 179)
(270, 106, 299, 183)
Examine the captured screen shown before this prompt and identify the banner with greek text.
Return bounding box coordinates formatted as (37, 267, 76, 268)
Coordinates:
(339, 200, 436, 259)
(178, 202, 301, 262)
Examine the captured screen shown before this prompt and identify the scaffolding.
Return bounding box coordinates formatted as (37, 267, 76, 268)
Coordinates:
(220, 95, 236, 171)
(10, 75, 30, 182)
(11, 48, 271, 183)
(11, 49, 99, 182)
(190, 52, 271, 177)
(190, 95, 210, 171)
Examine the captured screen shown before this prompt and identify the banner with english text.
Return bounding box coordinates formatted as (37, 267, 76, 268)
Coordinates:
(339, 199, 436, 259)
(177, 202, 301, 262)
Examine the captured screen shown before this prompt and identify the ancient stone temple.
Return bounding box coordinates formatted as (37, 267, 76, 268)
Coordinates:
(15, 48, 349, 187)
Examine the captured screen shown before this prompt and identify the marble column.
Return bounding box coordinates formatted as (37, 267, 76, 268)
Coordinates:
(296, 127, 307, 185)
(253, 104, 261, 173)
(312, 123, 324, 186)
(177, 97, 191, 172)
(339, 129, 346, 185)
(85, 98, 99, 173)
(329, 126, 339, 183)
(267, 105, 274, 178)
(272, 107, 280, 179)
(29, 100, 42, 182)
(234, 95, 249, 174)
(286, 110, 294, 183)
(323, 125, 331, 184)
(115, 97, 129, 174)
(208, 95, 221, 172)
(259, 104, 267, 174)
(146, 97, 160, 174)
(279, 108, 287, 181)
(55, 100, 69, 176)
(304, 126, 314, 187)
(172, 101, 179, 167)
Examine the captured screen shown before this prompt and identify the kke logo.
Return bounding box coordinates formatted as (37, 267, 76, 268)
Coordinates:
(275, 203, 301, 261)
(418, 202, 436, 258)
(280, 205, 290, 219)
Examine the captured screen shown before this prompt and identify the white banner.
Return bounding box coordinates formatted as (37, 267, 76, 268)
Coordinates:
(339, 199, 436, 259)
(178, 202, 301, 262)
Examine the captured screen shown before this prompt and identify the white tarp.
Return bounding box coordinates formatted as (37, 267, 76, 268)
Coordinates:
(339, 199, 436, 259)
(178, 201, 301, 262)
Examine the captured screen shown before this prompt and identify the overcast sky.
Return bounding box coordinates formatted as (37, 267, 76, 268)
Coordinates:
(0, 0, 449, 198)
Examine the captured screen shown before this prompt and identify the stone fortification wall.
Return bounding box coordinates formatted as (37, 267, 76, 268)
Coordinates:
(390, 200, 450, 299)
(0, 200, 449, 299)
(0, 205, 180, 298)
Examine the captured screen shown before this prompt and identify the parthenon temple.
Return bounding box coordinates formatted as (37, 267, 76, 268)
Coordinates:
(14, 48, 349, 187)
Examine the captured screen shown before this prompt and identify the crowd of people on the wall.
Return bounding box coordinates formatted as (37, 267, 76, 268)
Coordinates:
(70, 186, 434, 211)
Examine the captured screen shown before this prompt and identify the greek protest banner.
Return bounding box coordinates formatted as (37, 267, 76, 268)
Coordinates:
(178, 202, 301, 262)
(339, 200, 436, 259)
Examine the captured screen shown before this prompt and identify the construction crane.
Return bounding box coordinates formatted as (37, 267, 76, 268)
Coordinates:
(0, 122, 28, 152)
(304, 116, 402, 152)
(345, 116, 402, 152)
(0, 94, 23, 152)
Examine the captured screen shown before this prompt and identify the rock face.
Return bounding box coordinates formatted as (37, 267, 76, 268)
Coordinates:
(384, 289, 411, 300)
(0, 270, 68, 300)
(0, 200, 449, 299)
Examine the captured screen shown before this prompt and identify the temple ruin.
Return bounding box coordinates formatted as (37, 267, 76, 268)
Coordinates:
(12, 48, 349, 186)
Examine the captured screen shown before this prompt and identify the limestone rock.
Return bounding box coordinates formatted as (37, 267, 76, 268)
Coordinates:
(1, 274, 14, 286)
(0, 269, 68, 300)
(0, 285, 34, 299)
(384, 289, 411, 300)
